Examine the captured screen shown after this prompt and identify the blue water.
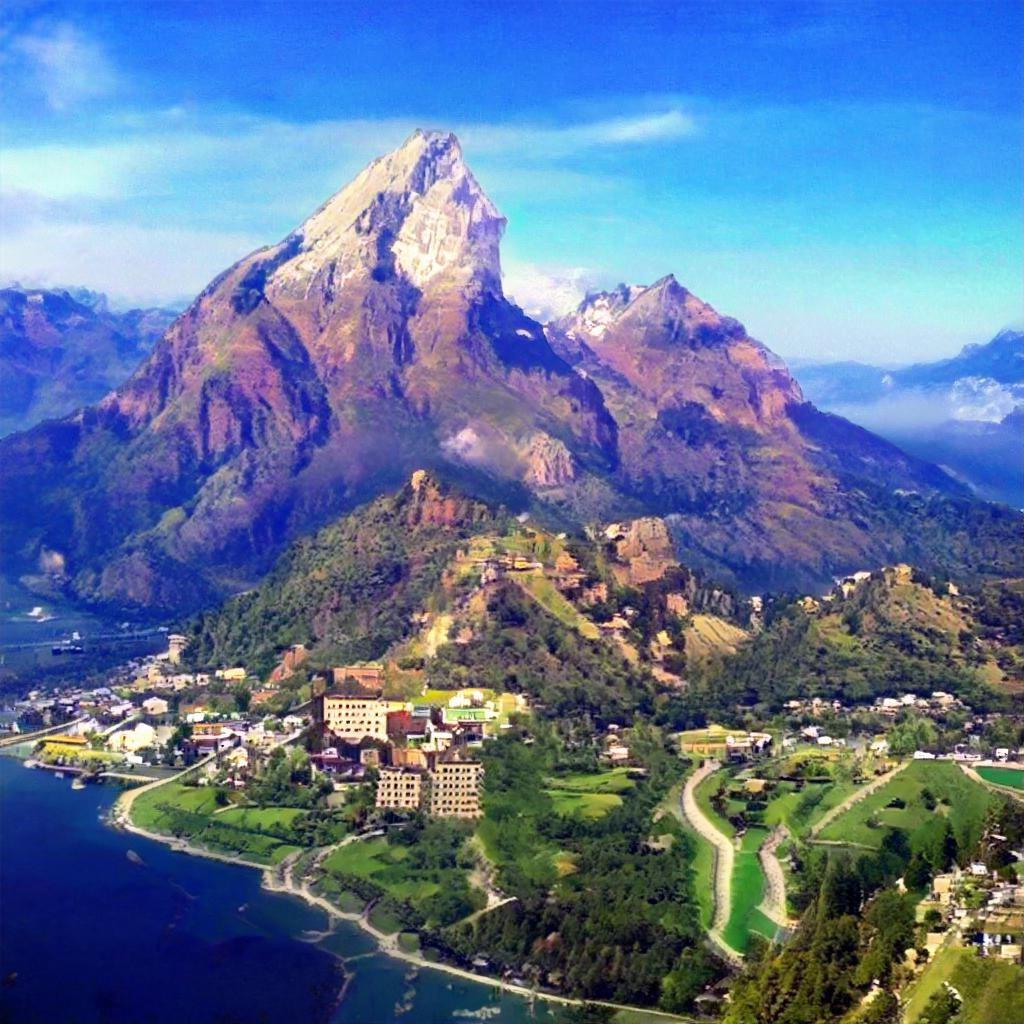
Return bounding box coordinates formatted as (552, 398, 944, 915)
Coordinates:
(0, 759, 552, 1024)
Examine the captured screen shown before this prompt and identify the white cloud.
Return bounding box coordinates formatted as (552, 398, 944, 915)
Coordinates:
(8, 22, 120, 110)
(0, 218, 262, 307)
(503, 262, 599, 322)
(461, 109, 697, 158)
(0, 104, 699, 306)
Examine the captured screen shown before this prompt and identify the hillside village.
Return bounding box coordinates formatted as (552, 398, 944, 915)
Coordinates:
(3, 487, 1023, 1021)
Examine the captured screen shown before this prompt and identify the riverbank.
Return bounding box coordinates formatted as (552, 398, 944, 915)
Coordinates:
(110, 779, 695, 1024)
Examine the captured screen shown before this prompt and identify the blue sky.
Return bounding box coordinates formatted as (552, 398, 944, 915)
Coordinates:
(1, 1, 1021, 362)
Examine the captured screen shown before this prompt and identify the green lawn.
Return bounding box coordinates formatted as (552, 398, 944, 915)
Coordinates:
(721, 826, 778, 954)
(216, 806, 307, 832)
(904, 945, 1024, 1024)
(695, 768, 736, 838)
(976, 766, 1024, 790)
(323, 836, 472, 915)
(129, 784, 301, 864)
(544, 767, 636, 820)
(475, 816, 561, 885)
(818, 761, 996, 850)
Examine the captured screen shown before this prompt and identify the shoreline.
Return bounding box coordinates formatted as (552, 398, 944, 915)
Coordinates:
(108, 788, 696, 1023)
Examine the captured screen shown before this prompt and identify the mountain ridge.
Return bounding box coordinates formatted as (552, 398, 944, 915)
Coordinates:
(0, 285, 179, 437)
(1, 130, 1020, 612)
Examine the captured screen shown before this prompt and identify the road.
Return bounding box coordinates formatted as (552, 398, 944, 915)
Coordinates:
(758, 825, 795, 928)
(679, 760, 742, 964)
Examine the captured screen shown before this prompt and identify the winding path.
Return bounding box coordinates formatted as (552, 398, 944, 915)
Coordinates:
(757, 826, 795, 928)
(679, 760, 742, 964)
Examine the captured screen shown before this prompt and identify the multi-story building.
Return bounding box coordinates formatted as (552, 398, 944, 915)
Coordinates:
(320, 694, 389, 742)
(375, 765, 425, 810)
(429, 756, 483, 818)
(167, 634, 189, 665)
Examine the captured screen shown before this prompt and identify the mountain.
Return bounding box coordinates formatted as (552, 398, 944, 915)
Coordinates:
(0, 286, 178, 437)
(1, 131, 1021, 613)
(676, 565, 1024, 726)
(793, 329, 1024, 507)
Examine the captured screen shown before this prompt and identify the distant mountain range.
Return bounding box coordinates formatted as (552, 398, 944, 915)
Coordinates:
(793, 329, 1024, 507)
(0, 286, 178, 437)
(1, 131, 1020, 613)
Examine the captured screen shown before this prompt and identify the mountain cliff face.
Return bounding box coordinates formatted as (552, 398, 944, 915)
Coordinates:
(1, 131, 1020, 611)
(0, 286, 177, 437)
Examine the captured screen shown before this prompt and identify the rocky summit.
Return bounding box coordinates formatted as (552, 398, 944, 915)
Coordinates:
(0, 130, 1019, 611)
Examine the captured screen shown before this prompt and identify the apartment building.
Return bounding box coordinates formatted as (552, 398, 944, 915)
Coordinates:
(375, 765, 425, 810)
(320, 694, 389, 742)
(429, 757, 483, 818)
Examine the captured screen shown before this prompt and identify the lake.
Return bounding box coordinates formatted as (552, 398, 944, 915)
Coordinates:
(0, 757, 553, 1024)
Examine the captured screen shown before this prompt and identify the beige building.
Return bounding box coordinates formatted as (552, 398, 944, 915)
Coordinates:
(322, 695, 389, 742)
(167, 634, 189, 664)
(108, 722, 157, 754)
(376, 766, 425, 810)
(429, 757, 483, 818)
(142, 696, 169, 716)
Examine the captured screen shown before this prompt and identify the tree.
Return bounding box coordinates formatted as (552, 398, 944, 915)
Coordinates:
(660, 948, 716, 1012)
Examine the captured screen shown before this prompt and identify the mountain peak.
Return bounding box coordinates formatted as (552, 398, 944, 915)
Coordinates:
(268, 129, 505, 297)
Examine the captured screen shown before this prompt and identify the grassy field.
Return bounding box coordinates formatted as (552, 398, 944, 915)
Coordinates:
(721, 827, 778, 954)
(516, 574, 600, 639)
(976, 765, 1024, 790)
(904, 945, 1024, 1024)
(129, 784, 303, 864)
(216, 806, 307, 832)
(694, 768, 736, 838)
(324, 838, 441, 903)
(818, 761, 996, 850)
(762, 778, 858, 835)
(544, 767, 635, 819)
(475, 816, 561, 886)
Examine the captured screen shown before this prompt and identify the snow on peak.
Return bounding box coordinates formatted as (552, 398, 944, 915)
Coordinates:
(271, 130, 505, 295)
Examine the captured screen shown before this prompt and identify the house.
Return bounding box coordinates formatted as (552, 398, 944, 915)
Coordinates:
(330, 664, 385, 691)
(108, 722, 157, 754)
(180, 703, 208, 724)
(932, 874, 955, 905)
(604, 743, 631, 765)
(913, 750, 937, 760)
(441, 706, 495, 727)
(215, 667, 247, 683)
(142, 697, 169, 717)
(189, 724, 236, 755)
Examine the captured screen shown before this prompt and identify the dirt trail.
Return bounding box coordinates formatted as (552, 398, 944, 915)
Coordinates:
(757, 826, 795, 928)
(679, 761, 742, 964)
